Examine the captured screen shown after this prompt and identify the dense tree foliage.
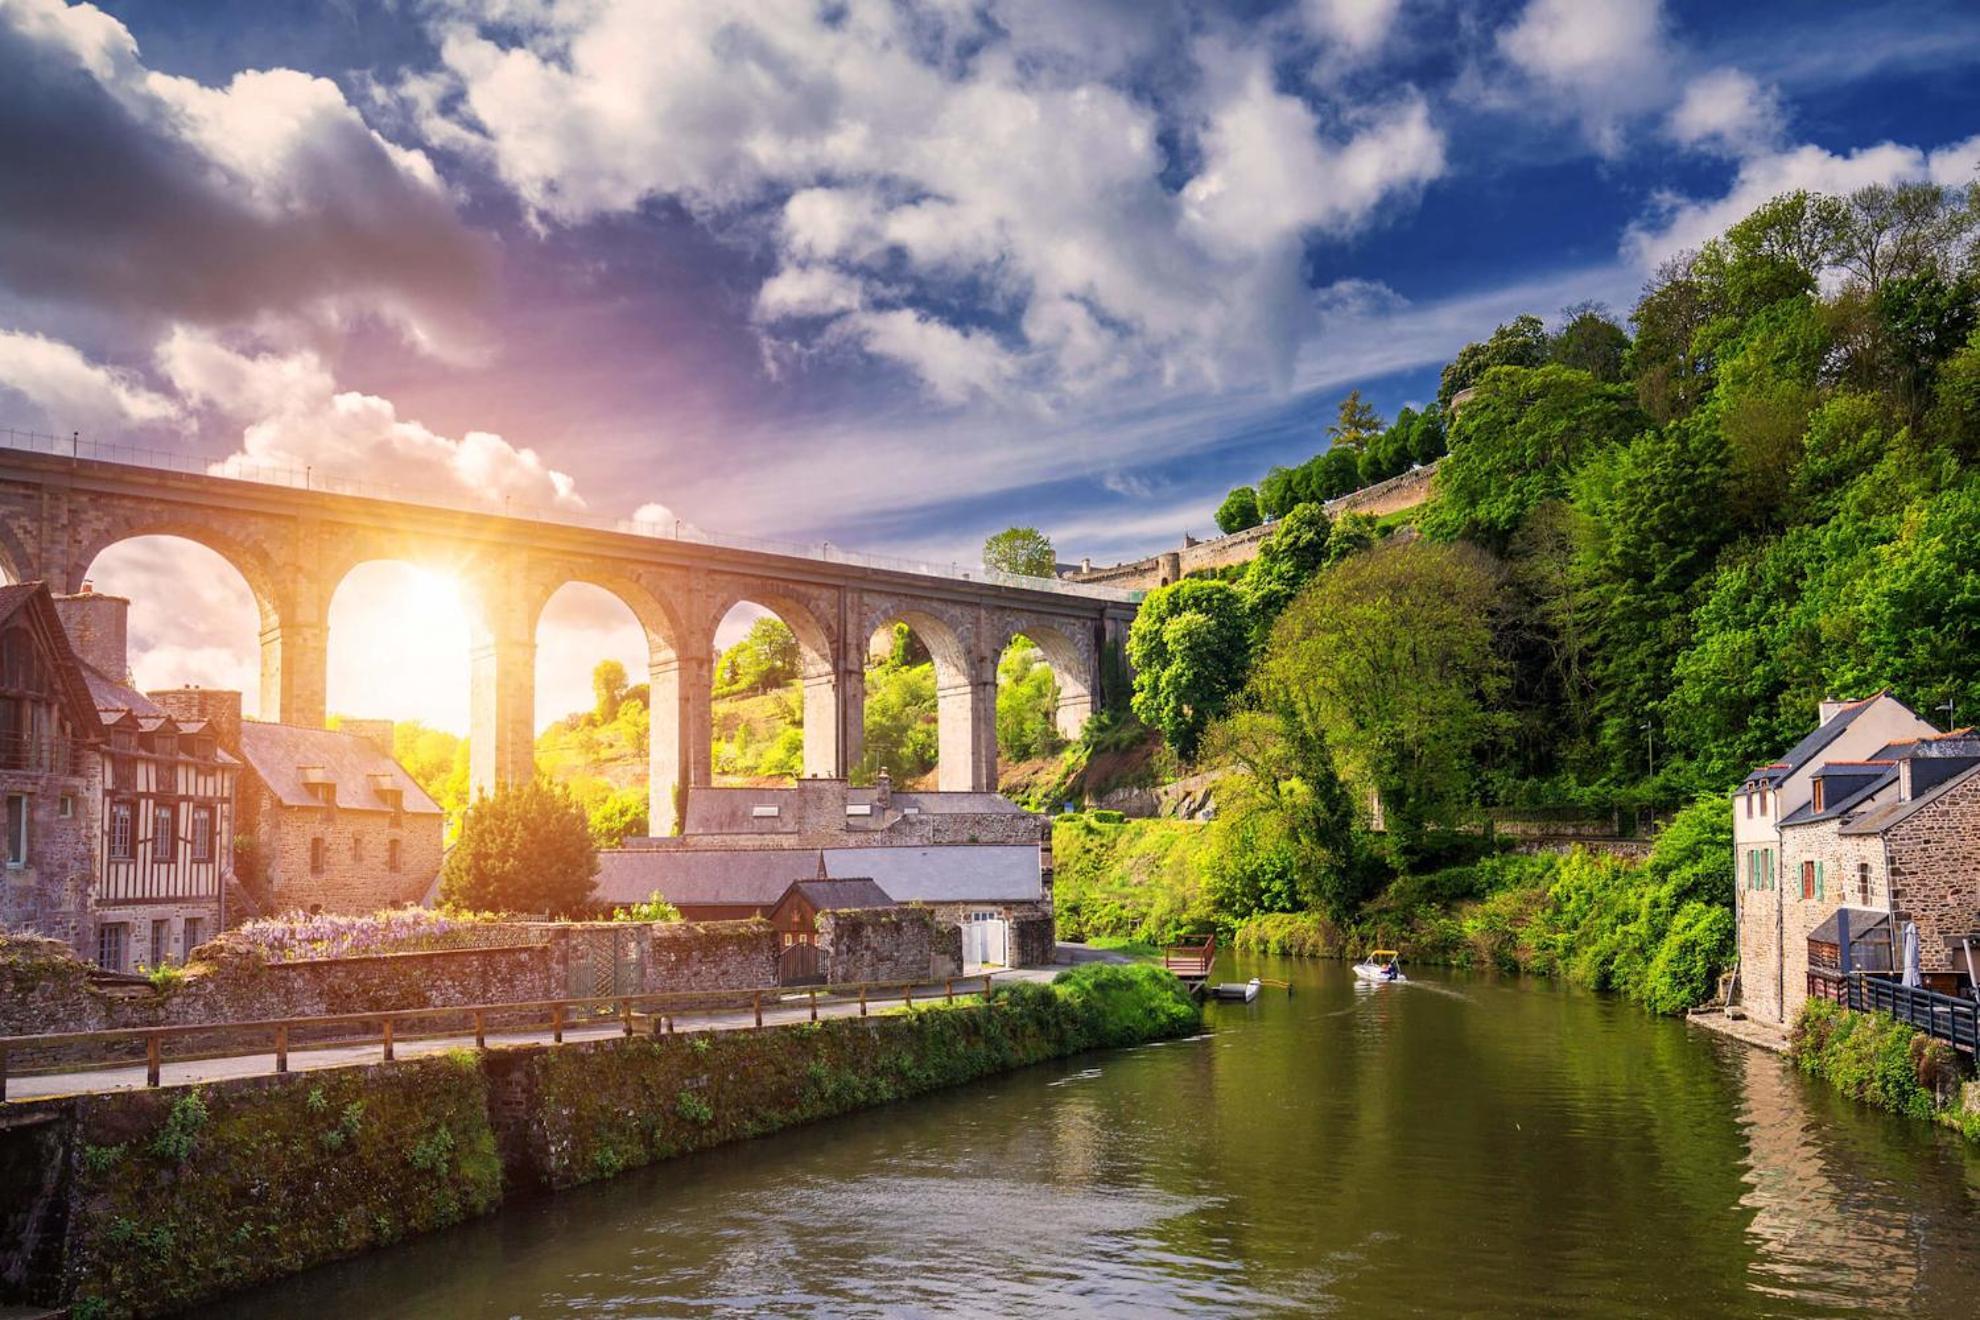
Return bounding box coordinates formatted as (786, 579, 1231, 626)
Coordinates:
(714, 617, 800, 697)
(439, 779, 598, 917)
(1098, 181, 1980, 1013)
(1215, 485, 1261, 533)
(1126, 578, 1251, 761)
(996, 635, 1062, 761)
(982, 525, 1058, 577)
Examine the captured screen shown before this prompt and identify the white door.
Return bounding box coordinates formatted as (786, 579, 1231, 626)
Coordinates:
(984, 918, 1008, 967)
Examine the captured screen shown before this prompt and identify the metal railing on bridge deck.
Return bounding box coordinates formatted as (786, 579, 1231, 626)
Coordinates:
(1163, 933, 1216, 981)
(0, 975, 999, 1101)
(0, 427, 1137, 603)
(1807, 968, 1980, 1053)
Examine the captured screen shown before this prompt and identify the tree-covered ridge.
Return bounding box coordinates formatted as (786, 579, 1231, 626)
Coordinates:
(1114, 180, 1980, 1009)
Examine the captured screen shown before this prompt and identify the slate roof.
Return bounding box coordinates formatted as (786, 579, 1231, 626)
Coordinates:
(593, 848, 823, 907)
(1840, 759, 1980, 835)
(1780, 768, 1894, 826)
(235, 722, 442, 815)
(818, 845, 1042, 903)
(1744, 696, 1879, 785)
(791, 878, 896, 911)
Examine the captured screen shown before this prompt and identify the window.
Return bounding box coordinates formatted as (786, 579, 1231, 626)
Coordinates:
(5, 793, 25, 867)
(152, 734, 177, 759)
(109, 802, 134, 859)
(1812, 779, 1826, 813)
(750, 805, 780, 818)
(153, 804, 175, 866)
(1857, 862, 1872, 905)
(1744, 793, 1754, 819)
(183, 918, 203, 952)
(150, 919, 169, 968)
(310, 836, 326, 875)
(190, 807, 214, 863)
(1801, 860, 1816, 901)
(387, 837, 401, 873)
(58, 794, 73, 818)
(350, 835, 363, 863)
(96, 922, 128, 972)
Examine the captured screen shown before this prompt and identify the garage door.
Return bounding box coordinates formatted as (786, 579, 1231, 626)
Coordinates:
(964, 912, 1008, 967)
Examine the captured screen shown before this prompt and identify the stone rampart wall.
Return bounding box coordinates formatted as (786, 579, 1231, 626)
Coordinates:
(1064, 462, 1441, 591)
(644, 919, 778, 992)
(816, 907, 961, 984)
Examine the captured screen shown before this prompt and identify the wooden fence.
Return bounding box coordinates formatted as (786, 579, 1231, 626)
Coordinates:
(1806, 968, 1980, 1053)
(0, 975, 995, 1102)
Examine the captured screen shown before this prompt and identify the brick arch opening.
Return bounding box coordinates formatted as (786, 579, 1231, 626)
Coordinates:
(529, 575, 686, 842)
(997, 620, 1096, 745)
(859, 603, 989, 792)
(74, 534, 272, 717)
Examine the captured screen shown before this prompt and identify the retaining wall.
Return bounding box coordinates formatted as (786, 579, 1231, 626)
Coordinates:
(0, 968, 1202, 1318)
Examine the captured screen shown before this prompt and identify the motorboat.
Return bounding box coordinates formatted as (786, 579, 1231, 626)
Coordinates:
(1209, 978, 1261, 1002)
(1352, 950, 1406, 983)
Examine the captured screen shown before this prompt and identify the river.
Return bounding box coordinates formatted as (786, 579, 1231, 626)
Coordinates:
(210, 955, 1980, 1318)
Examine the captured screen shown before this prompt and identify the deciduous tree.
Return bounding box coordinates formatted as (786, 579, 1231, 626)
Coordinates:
(440, 779, 598, 917)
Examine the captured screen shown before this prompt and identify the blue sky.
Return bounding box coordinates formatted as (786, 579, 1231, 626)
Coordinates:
(0, 0, 1977, 726)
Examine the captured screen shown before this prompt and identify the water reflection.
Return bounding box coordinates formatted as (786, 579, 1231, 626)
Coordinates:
(208, 960, 1980, 1319)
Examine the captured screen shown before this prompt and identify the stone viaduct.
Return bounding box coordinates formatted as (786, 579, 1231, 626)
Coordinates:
(0, 446, 1136, 825)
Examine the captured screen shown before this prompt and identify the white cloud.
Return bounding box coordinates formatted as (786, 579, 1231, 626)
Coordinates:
(1625, 133, 1980, 270)
(410, 0, 1447, 404)
(1301, 0, 1404, 54)
(1498, 0, 1673, 154)
(0, 0, 489, 349)
(1666, 68, 1784, 157)
(156, 328, 585, 513)
(0, 329, 180, 434)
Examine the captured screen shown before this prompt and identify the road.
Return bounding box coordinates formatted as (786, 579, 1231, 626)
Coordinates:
(5, 948, 1130, 1103)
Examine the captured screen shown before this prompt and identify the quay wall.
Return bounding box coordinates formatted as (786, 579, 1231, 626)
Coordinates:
(0, 966, 1202, 1318)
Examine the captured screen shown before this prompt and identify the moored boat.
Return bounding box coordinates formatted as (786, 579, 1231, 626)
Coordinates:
(1210, 978, 1261, 1001)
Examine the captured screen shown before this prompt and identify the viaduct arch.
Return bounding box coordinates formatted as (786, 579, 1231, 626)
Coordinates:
(1, 446, 1134, 825)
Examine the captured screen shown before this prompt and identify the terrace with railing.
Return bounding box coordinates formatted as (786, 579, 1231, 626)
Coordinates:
(1807, 968, 1980, 1054)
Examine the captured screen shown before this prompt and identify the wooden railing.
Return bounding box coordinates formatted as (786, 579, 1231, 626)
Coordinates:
(0, 975, 996, 1102)
(1163, 934, 1216, 980)
(1806, 968, 1979, 1053)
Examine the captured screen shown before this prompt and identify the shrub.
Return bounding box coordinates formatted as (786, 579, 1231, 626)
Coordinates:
(440, 778, 598, 917)
(611, 892, 683, 923)
(1790, 999, 1939, 1121)
(1047, 962, 1200, 1048)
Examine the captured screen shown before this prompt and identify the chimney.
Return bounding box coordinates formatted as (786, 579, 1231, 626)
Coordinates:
(1817, 697, 1854, 726)
(873, 768, 892, 811)
(339, 718, 396, 759)
(54, 585, 130, 680)
(148, 688, 243, 754)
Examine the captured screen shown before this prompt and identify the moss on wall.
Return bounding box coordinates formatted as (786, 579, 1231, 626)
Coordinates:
(24, 964, 1200, 1318)
(1789, 999, 1977, 1140)
(62, 1053, 502, 1320)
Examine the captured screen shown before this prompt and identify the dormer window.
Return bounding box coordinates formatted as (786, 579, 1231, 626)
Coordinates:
(1812, 780, 1825, 813)
(152, 734, 177, 758)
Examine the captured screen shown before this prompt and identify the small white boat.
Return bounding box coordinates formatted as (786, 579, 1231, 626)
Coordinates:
(1210, 978, 1261, 1002)
(1352, 950, 1406, 983)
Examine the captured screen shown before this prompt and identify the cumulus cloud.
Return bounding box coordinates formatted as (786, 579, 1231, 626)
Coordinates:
(1497, 0, 1673, 154)
(155, 329, 585, 513)
(1301, 0, 1405, 54)
(1625, 133, 1980, 269)
(0, 0, 491, 349)
(407, 0, 1448, 403)
(0, 329, 180, 435)
(1666, 68, 1784, 157)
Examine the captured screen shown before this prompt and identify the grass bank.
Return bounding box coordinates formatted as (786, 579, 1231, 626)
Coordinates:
(1058, 798, 1736, 1019)
(13, 964, 1201, 1319)
(1789, 999, 1980, 1142)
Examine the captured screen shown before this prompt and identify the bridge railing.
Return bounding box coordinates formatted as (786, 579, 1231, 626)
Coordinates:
(0, 427, 1136, 603)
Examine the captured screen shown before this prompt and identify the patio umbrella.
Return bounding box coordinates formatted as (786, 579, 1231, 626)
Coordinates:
(1902, 921, 1922, 989)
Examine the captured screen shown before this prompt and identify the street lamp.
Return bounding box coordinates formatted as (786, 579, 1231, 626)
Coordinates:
(1640, 721, 1655, 780)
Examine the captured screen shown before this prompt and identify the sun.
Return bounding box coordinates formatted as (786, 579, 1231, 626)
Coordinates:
(326, 562, 474, 734)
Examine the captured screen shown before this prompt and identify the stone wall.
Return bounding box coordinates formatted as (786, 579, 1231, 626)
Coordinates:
(1064, 461, 1441, 590)
(1886, 771, 1980, 978)
(0, 971, 1202, 1316)
(644, 918, 778, 992)
(241, 777, 443, 915)
(0, 757, 99, 955)
(816, 907, 960, 984)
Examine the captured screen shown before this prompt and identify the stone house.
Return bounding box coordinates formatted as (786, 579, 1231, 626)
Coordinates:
(147, 691, 446, 916)
(1733, 691, 1974, 1023)
(594, 775, 1054, 967)
(0, 584, 103, 956)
